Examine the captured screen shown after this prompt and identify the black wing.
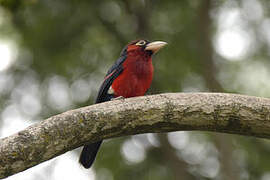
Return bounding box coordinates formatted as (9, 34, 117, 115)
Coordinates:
(79, 49, 127, 169)
(95, 54, 127, 103)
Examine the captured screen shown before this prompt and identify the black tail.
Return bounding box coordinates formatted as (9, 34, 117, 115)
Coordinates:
(79, 141, 102, 168)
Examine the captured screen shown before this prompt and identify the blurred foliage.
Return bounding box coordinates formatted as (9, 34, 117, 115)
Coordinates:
(1, 0, 270, 179)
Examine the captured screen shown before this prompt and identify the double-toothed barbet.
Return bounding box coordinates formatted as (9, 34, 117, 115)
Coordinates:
(79, 39, 167, 168)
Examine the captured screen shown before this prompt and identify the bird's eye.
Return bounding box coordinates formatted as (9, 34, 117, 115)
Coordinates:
(136, 40, 146, 46)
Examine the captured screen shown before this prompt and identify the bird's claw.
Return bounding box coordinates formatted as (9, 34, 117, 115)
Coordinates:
(111, 96, 125, 101)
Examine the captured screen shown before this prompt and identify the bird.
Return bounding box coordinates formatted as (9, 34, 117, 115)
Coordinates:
(79, 39, 167, 169)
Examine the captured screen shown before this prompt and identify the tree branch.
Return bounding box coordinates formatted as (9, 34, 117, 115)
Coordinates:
(1, 93, 270, 178)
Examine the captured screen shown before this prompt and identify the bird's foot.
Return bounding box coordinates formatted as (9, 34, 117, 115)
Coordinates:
(111, 96, 125, 101)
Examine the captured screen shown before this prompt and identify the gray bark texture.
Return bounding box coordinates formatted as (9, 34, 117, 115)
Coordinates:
(1, 92, 270, 178)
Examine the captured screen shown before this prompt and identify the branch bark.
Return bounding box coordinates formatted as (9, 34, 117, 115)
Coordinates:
(1, 93, 270, 178)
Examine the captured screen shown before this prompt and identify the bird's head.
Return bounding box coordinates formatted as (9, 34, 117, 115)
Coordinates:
(120, 39, 167, 57)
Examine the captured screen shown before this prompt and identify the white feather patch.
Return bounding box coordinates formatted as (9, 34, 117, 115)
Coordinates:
(108, 86, 114, 94)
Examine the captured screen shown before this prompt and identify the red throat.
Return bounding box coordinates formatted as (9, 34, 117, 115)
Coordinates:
(111, 50, 153, 98)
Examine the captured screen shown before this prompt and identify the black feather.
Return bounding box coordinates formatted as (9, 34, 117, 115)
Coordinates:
(79, 52, 127, 169)
(95, 56, 126, 103)
(79, 141, 102, 169)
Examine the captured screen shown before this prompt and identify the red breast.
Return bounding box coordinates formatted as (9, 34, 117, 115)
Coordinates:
(112, 51, 153, 97)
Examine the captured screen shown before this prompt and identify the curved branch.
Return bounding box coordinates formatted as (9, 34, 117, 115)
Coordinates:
(1, 93, 270, 178)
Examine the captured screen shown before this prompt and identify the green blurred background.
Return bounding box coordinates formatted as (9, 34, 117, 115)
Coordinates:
(1, 0, 270, 179)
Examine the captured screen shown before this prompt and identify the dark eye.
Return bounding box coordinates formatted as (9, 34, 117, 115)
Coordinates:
(136, 40, 146, 46)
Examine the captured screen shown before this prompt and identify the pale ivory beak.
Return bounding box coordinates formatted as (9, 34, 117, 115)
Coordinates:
(145, 41, 168, 53)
